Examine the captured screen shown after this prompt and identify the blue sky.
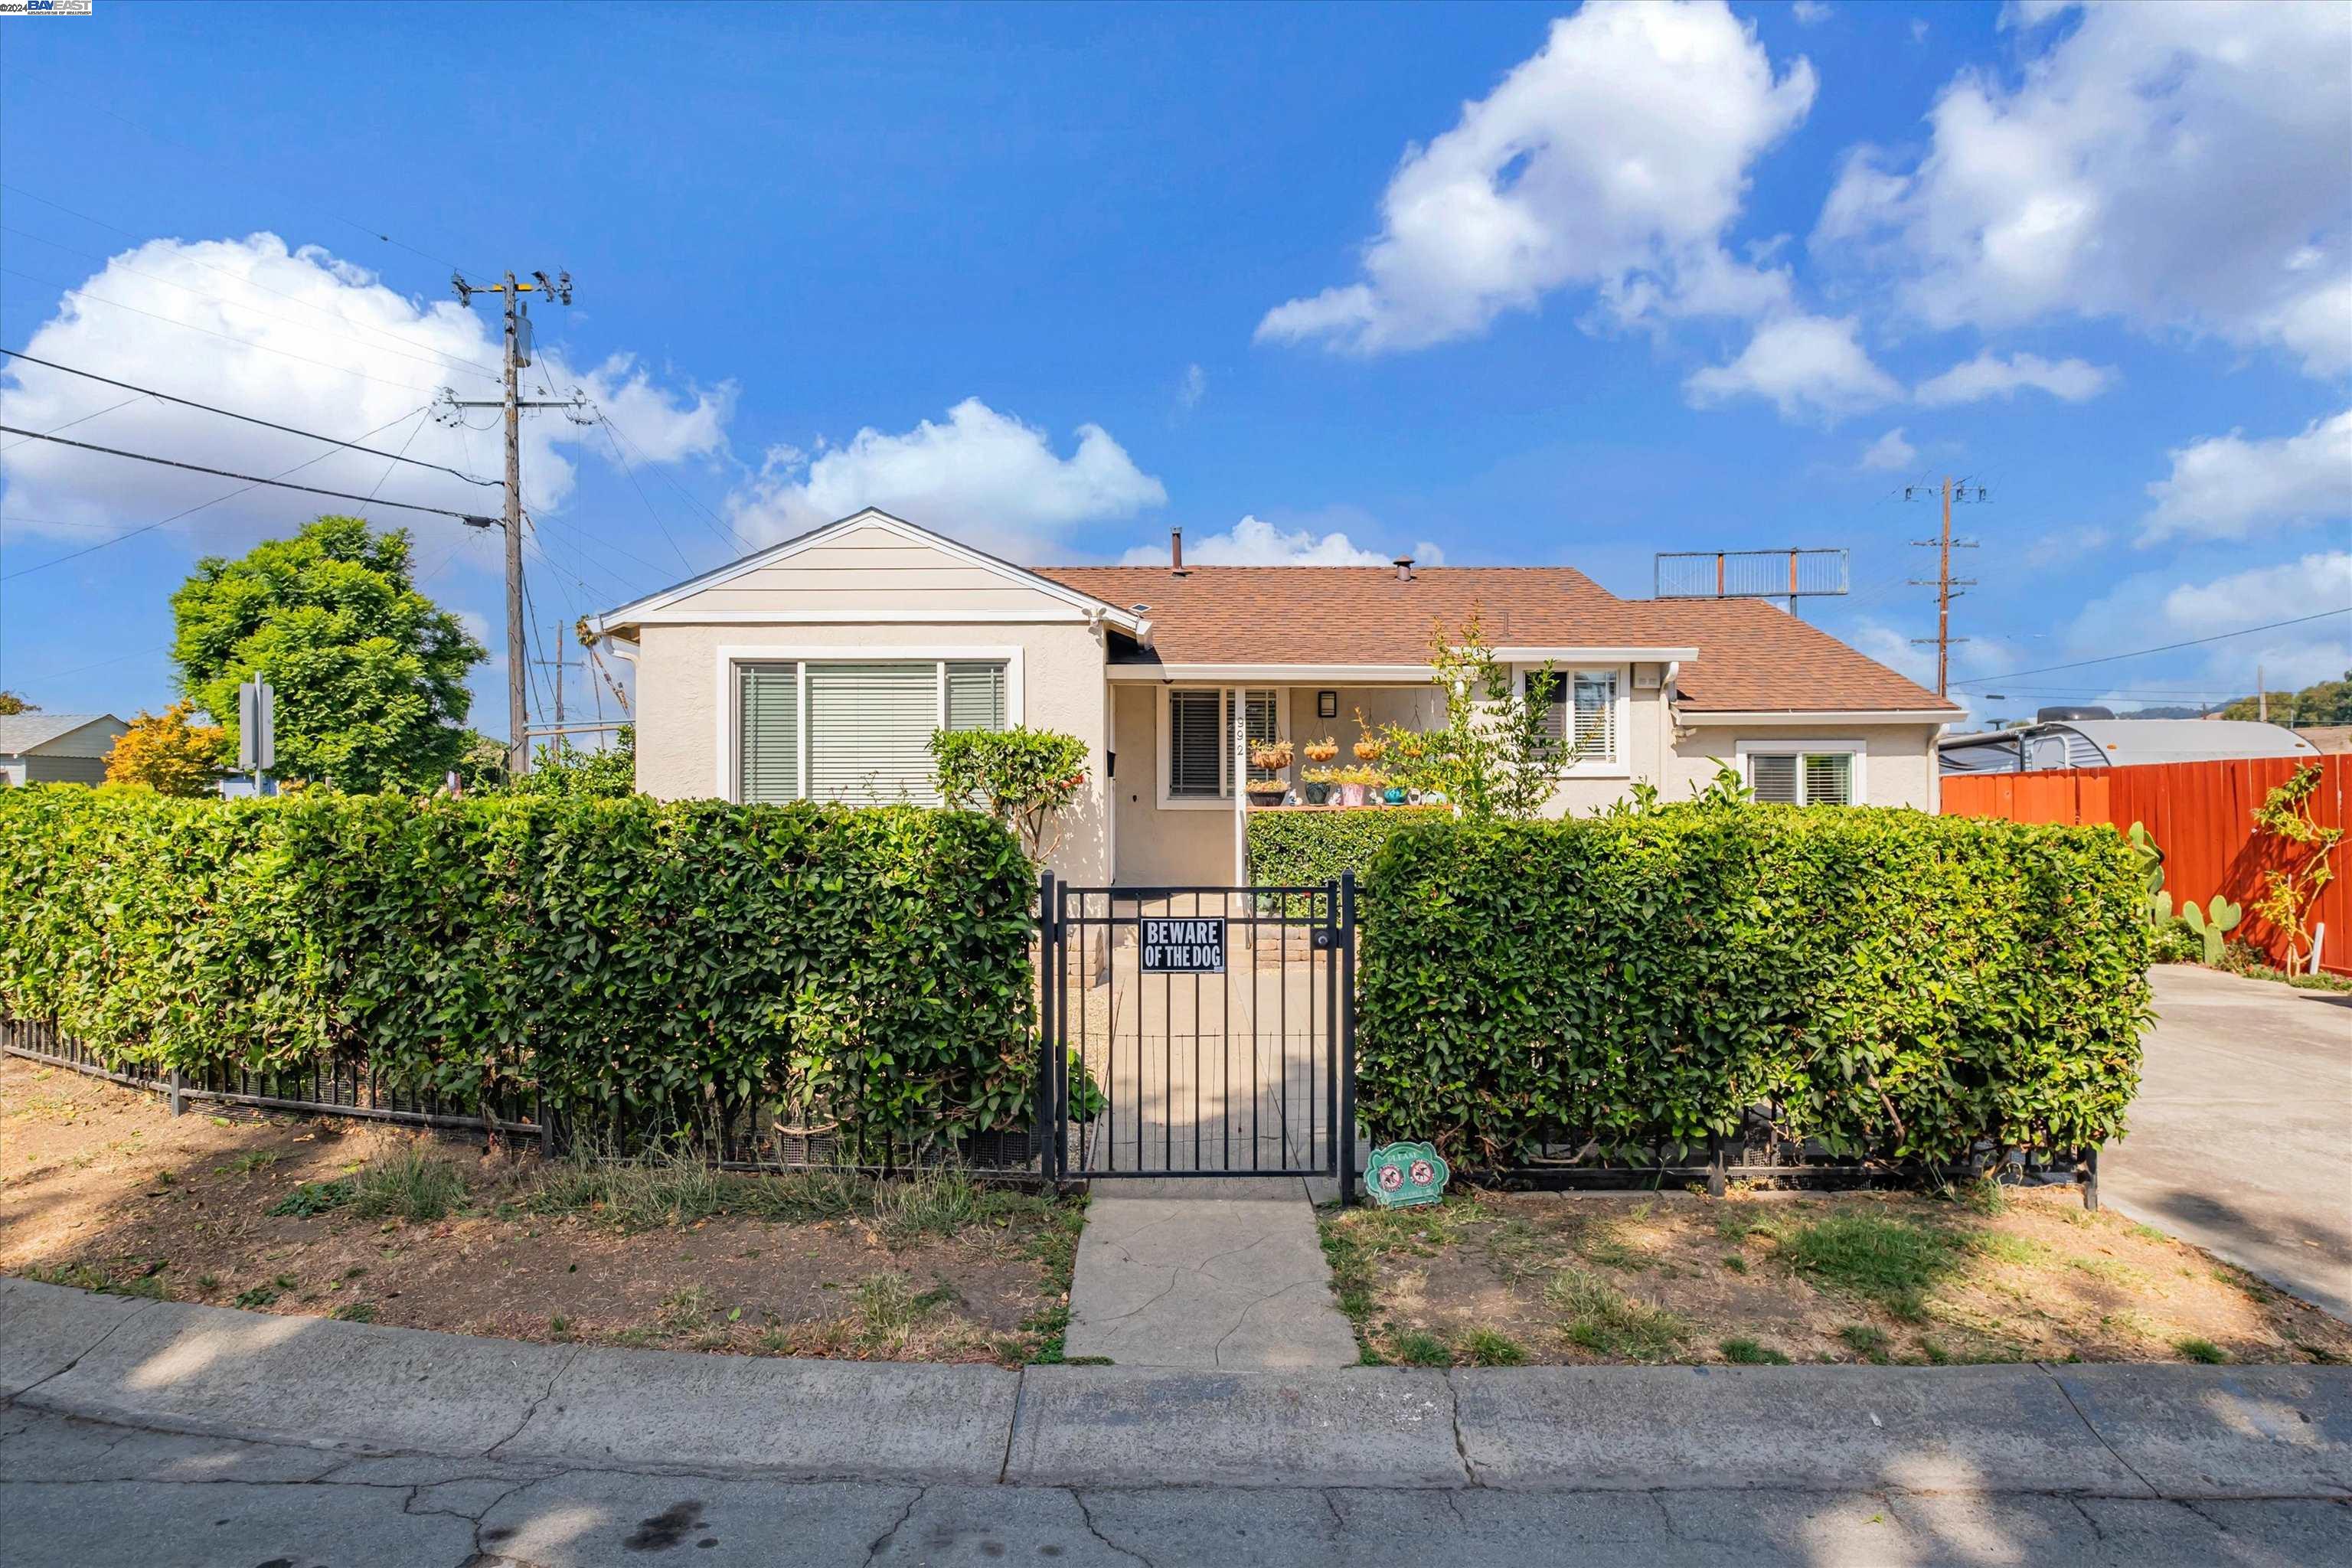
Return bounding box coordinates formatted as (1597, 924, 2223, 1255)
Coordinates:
(2, 0, 2346, 735)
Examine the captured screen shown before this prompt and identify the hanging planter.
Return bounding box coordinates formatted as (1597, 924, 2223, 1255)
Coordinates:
(1302, 737, 1340, 764)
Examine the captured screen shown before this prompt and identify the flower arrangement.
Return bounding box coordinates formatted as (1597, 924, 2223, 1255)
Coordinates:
(1351, 708, 1387, 763)
(1302, 736, 1341, 763)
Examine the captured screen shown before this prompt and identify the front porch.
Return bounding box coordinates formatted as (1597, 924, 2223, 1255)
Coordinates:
(1108, 679, 1443, 886)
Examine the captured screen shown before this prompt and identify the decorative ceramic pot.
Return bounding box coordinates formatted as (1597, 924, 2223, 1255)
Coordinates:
(1304, 782, 1331, 805)
(1246, 784, 1287, 808)
(1383, 786, 1407, 805)
(1340, 783, 1366, 807)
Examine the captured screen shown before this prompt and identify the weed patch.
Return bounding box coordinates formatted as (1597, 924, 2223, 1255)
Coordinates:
(1720, 1337, 1791, 1365)
(1780, 1214, 1964, 1321)
(1547, 1267, 1687, 1362)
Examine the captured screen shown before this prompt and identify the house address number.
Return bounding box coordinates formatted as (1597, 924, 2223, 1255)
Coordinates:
(1139, 916, 1226, 974)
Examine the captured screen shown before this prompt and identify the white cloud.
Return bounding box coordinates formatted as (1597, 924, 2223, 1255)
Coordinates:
(1913, 350, 2113, 407)
(1815, 1, 2352, 376)
(0, 234, 727, 554)
(1791, 2, 1831, 24)
(2020, 525, 2111, 568)
(725, 397, 1166, 560)
(2141, 409, 2352, 544)
(1256, 0, 1815, 354)
(1683, 312, 1900, 421)
(1176, 364, 1207, 412)
(2069, 552, 2352, 693)
(1119, 514, 1438, 567)
(1860, 426, 1916, 471)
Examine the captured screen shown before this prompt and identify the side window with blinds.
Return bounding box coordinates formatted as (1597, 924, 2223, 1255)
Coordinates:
(1749, 750, 1855, 806)
(945, 661, 1005, 732)
(738, 663, 801, 805)
(1532, 668, 1616, 765)
(1168, 689, 1223, 798)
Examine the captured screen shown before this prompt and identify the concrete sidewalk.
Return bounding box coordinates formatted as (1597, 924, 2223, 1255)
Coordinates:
(5, 1277, 2350, 1498)
(1062, 1177, 1360, 1369)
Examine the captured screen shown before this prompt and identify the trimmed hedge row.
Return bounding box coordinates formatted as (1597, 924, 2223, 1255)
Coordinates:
(1357, 806, 2150, 1170)
(1246, 806, 1451, 893)
(0, 788, 1037, 1149)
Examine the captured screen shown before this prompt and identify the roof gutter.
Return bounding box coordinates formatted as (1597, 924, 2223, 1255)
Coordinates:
(1677, 707, 1961, 724)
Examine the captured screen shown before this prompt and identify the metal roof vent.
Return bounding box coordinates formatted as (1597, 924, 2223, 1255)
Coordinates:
(1393, 557, 1415, 581)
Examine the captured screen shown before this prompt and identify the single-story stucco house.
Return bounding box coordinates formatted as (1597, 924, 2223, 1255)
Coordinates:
(0, 712, 126, 788)
(587, 509, 1962, 885)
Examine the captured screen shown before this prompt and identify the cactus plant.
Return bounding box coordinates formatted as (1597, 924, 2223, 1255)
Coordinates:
(2126, 821, 2170, 927)
(2178, 895, 2243, 965)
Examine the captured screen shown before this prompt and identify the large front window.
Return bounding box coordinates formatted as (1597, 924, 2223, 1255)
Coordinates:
(1167, 687, 1276, 800)
(737, 658, 1007, 805)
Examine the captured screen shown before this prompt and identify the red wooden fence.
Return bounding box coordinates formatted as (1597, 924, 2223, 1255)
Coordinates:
(1942, 756, 2350, 978)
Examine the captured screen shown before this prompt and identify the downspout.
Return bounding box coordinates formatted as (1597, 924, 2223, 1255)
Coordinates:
(1658, 660, 1679, 795)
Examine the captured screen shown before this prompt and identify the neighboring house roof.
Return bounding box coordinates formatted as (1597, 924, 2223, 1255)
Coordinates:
(0, 713, 125, 755)
(1036, 565, 1957, 717)
(1939, 718, 2320, 772)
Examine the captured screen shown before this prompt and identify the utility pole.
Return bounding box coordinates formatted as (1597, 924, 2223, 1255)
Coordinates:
(1907, 476, 1981, 699)
(446, 269, 574, 776)
(528, 620, 569, 760)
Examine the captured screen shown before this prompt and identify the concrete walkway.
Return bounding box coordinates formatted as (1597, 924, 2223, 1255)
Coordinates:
(2105, 966, 2352, 1321)
(5, 1279, 2350, 1564)
(1062, 1178, 1360, 1368)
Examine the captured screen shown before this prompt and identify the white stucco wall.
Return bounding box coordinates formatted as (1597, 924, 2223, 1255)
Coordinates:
(1669, 723, 1940, 810)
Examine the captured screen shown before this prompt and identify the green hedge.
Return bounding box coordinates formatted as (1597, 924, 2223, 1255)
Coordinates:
(1357, 807, 2150, 1170)
(1246, 806, 1451, 895)
(0, 788, 1037, 1150)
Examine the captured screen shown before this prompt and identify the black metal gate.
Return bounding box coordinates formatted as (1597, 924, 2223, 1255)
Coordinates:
(1035, 873, 1354, 1181)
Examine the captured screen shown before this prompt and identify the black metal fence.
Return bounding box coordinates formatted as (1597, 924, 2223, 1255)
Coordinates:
(1, 1015, 1049, 1178)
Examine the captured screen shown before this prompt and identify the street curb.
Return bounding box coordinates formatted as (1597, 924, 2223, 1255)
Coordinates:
(5, 1278, 2349, 1497)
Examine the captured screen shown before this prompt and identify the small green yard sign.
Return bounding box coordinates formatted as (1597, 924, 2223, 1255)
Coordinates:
(1364, 1142, 1449, 1207)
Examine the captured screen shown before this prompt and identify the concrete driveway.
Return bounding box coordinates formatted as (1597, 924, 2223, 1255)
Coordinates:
(2103, 965, 2352, 1321)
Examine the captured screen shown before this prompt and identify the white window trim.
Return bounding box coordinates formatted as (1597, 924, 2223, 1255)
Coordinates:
(712, 643, 1024, 802)
(1156, 684, 1285, 811)
(1516, 662, 1632, 779)
(1733, 738, 1868, 805)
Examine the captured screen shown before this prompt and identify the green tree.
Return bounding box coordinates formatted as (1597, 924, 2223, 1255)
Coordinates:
(929, 726, 1089, 861)
(2219, 671, 2352, 726)
(501, 725, 636, 799)
(0, 691, 35, 716)
(170, 515, 485, 792)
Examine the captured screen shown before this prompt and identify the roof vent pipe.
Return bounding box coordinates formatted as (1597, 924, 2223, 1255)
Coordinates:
(1171, 528, 1184, 574)
(1394, 557, 1414, 581)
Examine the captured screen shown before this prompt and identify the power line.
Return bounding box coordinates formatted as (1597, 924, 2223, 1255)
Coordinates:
(0, 392, 148, 454)
(0, 423, 494, 552)
(0, 350, 498, 486)
(0, 408, 434, 580)
(1950, 609, 2351, 687)
(596, 410, 753, 555)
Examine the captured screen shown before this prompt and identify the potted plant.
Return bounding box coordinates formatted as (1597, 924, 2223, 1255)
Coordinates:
(1339, 764, 1385, 808)
(1245, 739, 1293, 808)
(1249, 739, 1295, 773)
(1302, 736, 1340, 764)
(1351, 709, 1387, 763)
(1301, 765, 1338, 806)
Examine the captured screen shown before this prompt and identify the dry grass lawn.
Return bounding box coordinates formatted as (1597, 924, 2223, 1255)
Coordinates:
(1, 1054, 1082, 1365)
(1321, 1185, 2352, 1369)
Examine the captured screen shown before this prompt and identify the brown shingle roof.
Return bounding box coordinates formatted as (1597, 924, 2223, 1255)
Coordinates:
(1034, 565, 1955, 716)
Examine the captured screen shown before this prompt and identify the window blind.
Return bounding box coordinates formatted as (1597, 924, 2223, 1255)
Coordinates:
(944, 661, 1006, 732)
(1803, 752, 1853, 806)
(805, 662, 940, 805)
(1168, 689, 1223, 797)
(1750, 753, 1800, 804)
(738, 663, 800, 805)
(1535, 670, 1615, 763)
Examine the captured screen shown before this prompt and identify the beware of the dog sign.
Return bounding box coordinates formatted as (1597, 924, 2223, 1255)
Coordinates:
(1139, 916, 1227, 974)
